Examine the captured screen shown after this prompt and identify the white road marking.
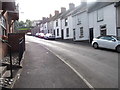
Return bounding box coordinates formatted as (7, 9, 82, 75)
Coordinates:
(43, 46, 94, 90)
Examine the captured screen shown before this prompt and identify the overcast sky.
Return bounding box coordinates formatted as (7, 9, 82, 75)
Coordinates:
(17, 0, 97, 21)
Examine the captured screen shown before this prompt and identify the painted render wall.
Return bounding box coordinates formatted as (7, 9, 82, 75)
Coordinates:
(72, 12, 89, 41)
(47, 21, 54, 34)
(88, 4, 116, 37)
(61, 16, 73, 39)
(54, 18, 61, 38)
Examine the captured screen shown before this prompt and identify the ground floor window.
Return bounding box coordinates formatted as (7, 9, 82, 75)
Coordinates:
(57, 29, 59, 36)
(0, 16, 7, 36)
(79, 27, 84, 38)
(66, 28, 69, 37)
(100, 25, 106, 36)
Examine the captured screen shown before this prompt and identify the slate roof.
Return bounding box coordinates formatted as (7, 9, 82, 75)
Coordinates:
(60, 9, 75, 20)
(87, 2, 114, 13)
(72, 3, 87, 17)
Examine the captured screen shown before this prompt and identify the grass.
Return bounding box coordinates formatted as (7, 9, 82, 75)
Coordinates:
(18, 28, 30, 30)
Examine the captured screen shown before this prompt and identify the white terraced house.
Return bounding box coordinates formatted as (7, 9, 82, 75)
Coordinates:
(72, 2, 89, 42)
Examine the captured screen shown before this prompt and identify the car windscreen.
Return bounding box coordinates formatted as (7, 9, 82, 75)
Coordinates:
(114, 36, 120, 41)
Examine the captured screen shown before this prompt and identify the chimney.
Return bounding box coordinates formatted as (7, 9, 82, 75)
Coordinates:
(42, 17, 46, 20)
(49, 14, 52, 18)
(81, 0, 87, 6)
(69, 3, 75, 10)
(61, 7, 66, 13)
(55, 10, 59, 15)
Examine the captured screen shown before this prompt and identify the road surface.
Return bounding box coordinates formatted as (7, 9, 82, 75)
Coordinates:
(25, 36, 118, 88)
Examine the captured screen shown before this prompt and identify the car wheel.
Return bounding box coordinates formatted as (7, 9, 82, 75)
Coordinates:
(116, 45, 120, 53)
(93, 43, 99, 49)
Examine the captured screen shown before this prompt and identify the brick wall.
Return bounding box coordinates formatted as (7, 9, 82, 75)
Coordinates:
(8, 33, 25, 53)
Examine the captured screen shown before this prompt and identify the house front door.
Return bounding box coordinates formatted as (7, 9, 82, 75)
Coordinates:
(73, 29, 76, 40)
(89, 28, 94, 43)
(61, 29, 64, 39)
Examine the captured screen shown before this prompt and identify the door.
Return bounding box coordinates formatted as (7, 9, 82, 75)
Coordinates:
(73, 29, 76, 40)
(89, 28, 94, 43)
(61, 29, 64, 39)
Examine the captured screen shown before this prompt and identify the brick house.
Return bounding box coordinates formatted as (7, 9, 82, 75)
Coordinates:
(0, 0, 19, 59)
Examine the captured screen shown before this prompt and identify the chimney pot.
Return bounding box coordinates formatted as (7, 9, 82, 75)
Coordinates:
(61, 7, 66, 13)
(55, 10, 59, 15)
(69, 3, 75, 10)
(49, 14, 52, 18)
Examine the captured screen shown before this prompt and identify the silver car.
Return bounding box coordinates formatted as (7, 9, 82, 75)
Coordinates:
(92, 35, 120, 52)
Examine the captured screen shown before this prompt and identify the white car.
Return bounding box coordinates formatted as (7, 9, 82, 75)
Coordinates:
(35, 33, 40, 37)
(92, 35, 120, 52)
(44, 33, 55, 40)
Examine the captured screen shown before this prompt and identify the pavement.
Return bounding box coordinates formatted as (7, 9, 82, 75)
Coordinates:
(55, 39, 91, 46)
(13, 41, 90, 88)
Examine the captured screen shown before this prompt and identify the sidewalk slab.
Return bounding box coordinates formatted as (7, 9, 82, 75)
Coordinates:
(13, 41, 90, 88)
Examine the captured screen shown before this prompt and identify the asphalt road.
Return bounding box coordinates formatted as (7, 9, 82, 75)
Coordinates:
(13, 37, 90, 88)
(25, 36, 119, 88)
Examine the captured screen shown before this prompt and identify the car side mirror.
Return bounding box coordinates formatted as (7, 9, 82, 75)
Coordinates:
(112, 39, 116, 42)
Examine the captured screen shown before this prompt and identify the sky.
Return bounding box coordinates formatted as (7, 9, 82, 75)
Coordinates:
(16, 0, 97, 21)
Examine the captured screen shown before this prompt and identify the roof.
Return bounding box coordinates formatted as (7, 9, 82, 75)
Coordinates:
(60, 3, 87, 19)
(60, 9, 75, 20)
(72, 3, 87, 17)
(88, 2, 114, 13)
(47, 13, 63, 23)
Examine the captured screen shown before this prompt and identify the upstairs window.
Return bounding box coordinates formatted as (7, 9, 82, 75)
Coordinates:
(65, 18, 68, 26)
(56, 20, 58, 27)
(97, 9, 104, 22)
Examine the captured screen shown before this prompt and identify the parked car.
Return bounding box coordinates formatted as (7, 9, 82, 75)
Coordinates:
(44, 33, 55, 40)
(26, 32, 32, 36)
(92, 35, 120, 52)
(35, 33, 39, 37)
(38, 33, 45, 38)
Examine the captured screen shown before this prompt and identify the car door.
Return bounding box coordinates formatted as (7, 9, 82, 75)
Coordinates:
(97, 36, 107, 48)
(104, 37, 117, 49)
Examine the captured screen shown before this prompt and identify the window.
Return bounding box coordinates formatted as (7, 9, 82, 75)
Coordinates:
(80, 27, 84, 38)
(57, 29, 59, 36)
(65, 18, 68, 26)
(97, 9, 104, 22)
(66, 28, 69, 37)
(100, 36, 113, 41)
(56, 20, 58, 27)
(100, 25, 106, 36)
(0, 16, 7, 36)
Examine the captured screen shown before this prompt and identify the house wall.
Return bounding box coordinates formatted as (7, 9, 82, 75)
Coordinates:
(61, 16, 73, 39)
(72, 12, 89, 41)
(43, 23, 48, 34)
(47, 21, 54, 34)
(88, 4, 116, 37)
(54, 18, 61, 38)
